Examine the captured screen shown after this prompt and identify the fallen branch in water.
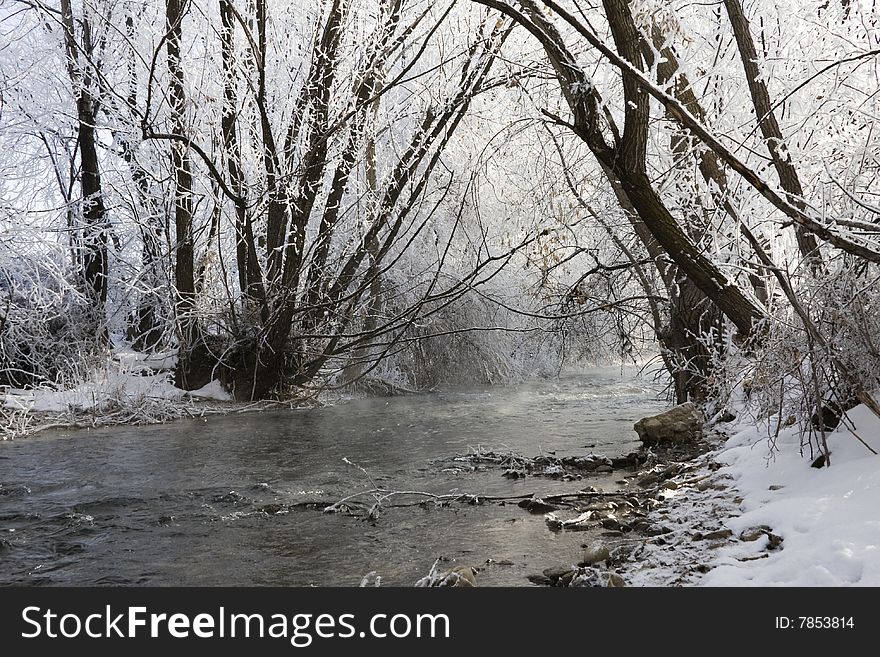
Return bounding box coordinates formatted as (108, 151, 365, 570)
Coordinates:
(434, 445, 645, 480)
(321, 451, 703, 521)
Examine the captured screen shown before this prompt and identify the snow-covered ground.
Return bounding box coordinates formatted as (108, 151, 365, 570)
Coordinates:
(3, 349, 230, 416)
(1, 347, 233, 438)
(629, 398, 880, 587)
(702, 400, 880, 586)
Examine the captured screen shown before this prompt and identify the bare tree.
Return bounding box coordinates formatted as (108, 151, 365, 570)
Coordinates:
(60, 0, 109, 328)
(470, 0, 880, 403)
(472, 0, 765, 400)
(142, 1, 517, 399)
(723, 0, 821, 267)
(163, 0, 202, 388)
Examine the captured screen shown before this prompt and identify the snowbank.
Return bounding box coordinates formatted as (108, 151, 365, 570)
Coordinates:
(3, 351, 230, 415)
(1, 345, 234, 440)
(4, 370, 183, 413)
(702, 401, 880, 586)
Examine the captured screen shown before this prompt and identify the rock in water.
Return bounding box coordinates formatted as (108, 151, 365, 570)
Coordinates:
(527, 573, 553, 586)
(605, 573, 626, 588)
(580, 544, 610, 566)
(542, 565, 575, 582)
(448, 566, 477, 587)
(518, 498, 558, 514)
(634, 402, 704, 446)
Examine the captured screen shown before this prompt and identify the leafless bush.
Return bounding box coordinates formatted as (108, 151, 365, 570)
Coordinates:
(0, 241, 102, 388)
(709, 259, 880, 458)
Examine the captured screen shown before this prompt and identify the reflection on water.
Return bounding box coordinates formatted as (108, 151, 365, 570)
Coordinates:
(0, 366, 667, 586)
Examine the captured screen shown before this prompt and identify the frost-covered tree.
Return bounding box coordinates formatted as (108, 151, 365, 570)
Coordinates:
(4, 0, 880, 450)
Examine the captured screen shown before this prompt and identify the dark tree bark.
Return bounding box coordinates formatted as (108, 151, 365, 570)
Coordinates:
(145, 3, 511, 400)
(611, 169, 762, 338)
(645, 23, 776, 401)
(644, 25, 769, 304)
(495, 0, 764, 337)
(166, 0, 202, 388)
(219, 0, 265, 307)
(723, 0, 822, 266)
(532, 0, 880, 262)
(470, 0, 766, 400)
(60, 0, 108, 320)
(598, 0, 762, 337)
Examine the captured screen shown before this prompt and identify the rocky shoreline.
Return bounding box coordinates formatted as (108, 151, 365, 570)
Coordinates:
(522, 428, 787, 588)
(425, 404, 786, 588)
(523, 432, 732, 587)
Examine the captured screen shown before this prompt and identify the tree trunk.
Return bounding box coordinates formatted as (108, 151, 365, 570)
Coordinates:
(60, 0, 108, 326)
(613, 168, 763, 338)
(219, 0, 266, 307)
(166, 0, 201, 389)
(723, 0, 822, 266)
(123, 13, 165, 352)
(489, 0, 765, 341)
(598, 0, 761, 339)
(341, 98, 385, 386)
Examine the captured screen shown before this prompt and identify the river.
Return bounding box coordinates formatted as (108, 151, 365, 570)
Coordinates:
(0, 366, 667, 586)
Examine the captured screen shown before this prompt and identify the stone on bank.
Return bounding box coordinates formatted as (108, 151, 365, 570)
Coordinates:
(634, 402, 704, 446)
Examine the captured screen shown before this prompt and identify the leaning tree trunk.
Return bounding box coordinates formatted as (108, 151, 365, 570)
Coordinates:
(479, 0, 766, 400)
(598, 158, 720, 403)
(723, 0, 822, 267)
(597, 0, 763, 343)
(648, 24, 738, 402)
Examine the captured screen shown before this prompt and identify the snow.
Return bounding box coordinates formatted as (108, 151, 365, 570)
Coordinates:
(699, 401, 880, 586)
(621, 396, 880, 587)
(3, 346, 229, 417)
(115, 347, 178, 373)
(624, 452, 743, 587)
(188, 379, 232, 401)
(3, 369, 184, 413)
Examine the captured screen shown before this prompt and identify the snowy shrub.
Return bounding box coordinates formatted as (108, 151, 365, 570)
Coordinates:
(0, 240, 102, 388)
(707, 259, 880, 457)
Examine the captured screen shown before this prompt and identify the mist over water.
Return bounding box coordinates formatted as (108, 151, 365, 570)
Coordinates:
(0, 366, 667, 586)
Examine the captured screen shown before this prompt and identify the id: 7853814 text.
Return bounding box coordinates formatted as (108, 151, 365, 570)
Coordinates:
(775, 617, 854, 629)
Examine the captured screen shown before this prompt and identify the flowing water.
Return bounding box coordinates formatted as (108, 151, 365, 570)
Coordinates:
(0, 366, 667, 586)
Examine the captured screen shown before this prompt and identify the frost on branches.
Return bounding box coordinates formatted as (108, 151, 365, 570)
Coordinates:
(1, 0, 879, 456)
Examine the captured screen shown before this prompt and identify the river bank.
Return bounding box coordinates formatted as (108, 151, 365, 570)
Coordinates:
(478, 428, 742, 588)
(582, 395, 880, 588)
(0, 351, 321, 440)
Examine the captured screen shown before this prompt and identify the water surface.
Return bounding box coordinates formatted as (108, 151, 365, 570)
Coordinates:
(0, 366, 666, 586)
